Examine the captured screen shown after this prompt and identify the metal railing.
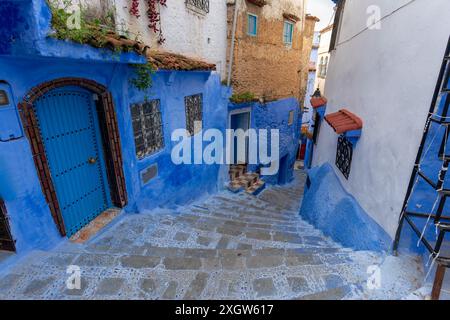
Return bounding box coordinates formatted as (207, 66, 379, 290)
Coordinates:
(185, 0, 210, 14)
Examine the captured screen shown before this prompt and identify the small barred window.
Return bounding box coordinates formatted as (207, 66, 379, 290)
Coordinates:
(185, 94, 203, 136)
(131, 99, 164, 159)
(336, 134, 353, 179)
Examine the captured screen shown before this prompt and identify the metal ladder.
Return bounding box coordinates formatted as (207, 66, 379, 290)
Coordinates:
(393, 36, 450, 299)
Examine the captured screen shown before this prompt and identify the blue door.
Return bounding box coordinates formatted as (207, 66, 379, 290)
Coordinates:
(34, 87, 111, 237)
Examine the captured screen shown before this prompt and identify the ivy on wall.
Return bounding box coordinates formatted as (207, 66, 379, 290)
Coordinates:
(47, 1, 157, 93)
(129, 0, 167, 45)
(129, 62, 155, 94)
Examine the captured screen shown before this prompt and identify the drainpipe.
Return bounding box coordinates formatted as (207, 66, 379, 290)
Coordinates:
(227, 0, 240, 87)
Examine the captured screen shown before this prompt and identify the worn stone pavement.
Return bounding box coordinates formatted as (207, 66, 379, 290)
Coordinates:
(0, 170, 424, 300)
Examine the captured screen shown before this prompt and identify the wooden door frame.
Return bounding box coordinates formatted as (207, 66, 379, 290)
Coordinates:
(18, 78, 128, 236)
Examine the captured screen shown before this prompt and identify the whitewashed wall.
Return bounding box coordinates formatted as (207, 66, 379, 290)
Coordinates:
(314, 27, 331, 93)
(113, 0, 228, 79)
(312, 0, 450, 237)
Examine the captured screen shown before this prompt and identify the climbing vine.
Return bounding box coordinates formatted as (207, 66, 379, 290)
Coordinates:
(129, 0, 140, 17)
(47, 0, 121, 49)
(129, 0, 167, 45)
(129, 63, 156, 93)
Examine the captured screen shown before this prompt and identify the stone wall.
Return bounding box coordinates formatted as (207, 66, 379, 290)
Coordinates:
(298, 16, 319, 108)
(227, 0, 316, 102)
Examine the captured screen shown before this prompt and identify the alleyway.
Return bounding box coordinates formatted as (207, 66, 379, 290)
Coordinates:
(0, 171, 423, 300)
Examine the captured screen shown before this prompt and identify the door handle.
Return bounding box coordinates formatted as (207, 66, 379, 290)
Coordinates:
(88, 157, 97, 164)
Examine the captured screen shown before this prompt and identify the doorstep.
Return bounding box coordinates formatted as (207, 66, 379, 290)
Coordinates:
(70, 208, 122, 244)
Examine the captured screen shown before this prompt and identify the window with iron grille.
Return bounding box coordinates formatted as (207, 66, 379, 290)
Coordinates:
(185, 0, 209, 14)
(131, 99, 164, 159)
(185, 94, 203, 136)
(335, 134, 353, 179)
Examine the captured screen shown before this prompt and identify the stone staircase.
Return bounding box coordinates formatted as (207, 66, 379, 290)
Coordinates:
(0, 170, 424, 300)
(228, 164, 266, 195)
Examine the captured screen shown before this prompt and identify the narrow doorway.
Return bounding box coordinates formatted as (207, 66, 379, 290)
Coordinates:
(33, 87, 112, 237)
(230, 110, 250, 165)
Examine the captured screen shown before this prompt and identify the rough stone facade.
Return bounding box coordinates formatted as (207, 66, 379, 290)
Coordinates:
(227, 0, 317, 102)
(299, 15, 320, 108)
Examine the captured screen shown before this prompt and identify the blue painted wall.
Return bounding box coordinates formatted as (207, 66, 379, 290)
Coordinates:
(0, 0, 299, 256)
(1, 0, 145, 63)
(126, 71, 229, 212)
(0, 0, 231, 254)
(228, 98, 300, 185)
(0, 55, 229, 253)
(300, 163, 392, 252)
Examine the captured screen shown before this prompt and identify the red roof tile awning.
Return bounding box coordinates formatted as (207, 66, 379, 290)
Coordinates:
(325, 109, 363, 134)
(310, 96, 327, 108)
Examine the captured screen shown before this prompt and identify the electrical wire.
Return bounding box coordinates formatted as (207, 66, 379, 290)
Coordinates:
(336, 0, 419, 48)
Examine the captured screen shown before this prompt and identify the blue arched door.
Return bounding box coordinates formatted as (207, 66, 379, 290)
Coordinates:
(33, 87, 111, 237)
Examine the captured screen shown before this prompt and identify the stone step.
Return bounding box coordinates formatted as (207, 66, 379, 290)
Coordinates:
(99, 210, 337, 248)
(189, 206, 300, 224)
(55, 250, 355, 272)
(88, 214, 335, 252)
(189, 207, 306, 226)
(228, 171, 264, 195)
(180, 212, 316, 233)
(0, 169, 419, 300)
(194, 198, 302, 219)
(178, 214, 316, 240)
(209, 194, 288, 212)
(245, 179, 266, 196)
(296, 285, 357, 300)
(210, 201, 297, 220)
(139, 225, 339, 251)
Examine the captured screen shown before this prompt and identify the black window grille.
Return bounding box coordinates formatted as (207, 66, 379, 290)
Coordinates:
(131, 99, 164, 159)
(0, 199, 15, 252)
(185, 94, 203, 136)
(185, 0, 210, 14)
(335, 134, 353, 179)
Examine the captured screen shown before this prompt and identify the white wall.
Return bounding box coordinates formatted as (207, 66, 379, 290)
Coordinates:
(114, 0, 228, 79)
(314, 27, 331, 93)
(312, 0, 450, 237)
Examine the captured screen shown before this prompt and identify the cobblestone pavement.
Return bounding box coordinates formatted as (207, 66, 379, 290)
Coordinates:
(0, 171, 424, 300)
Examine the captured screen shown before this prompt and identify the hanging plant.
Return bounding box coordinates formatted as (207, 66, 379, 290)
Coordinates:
(129, 0, 167, 44)
(129, 0, 140, 17)
(130, 62, 156, 93)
